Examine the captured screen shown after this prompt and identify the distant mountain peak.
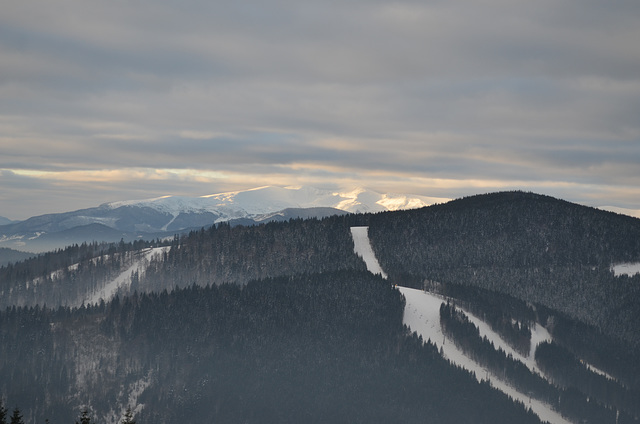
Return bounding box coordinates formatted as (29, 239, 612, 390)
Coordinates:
(0, 216, 17, 226)
(103, 185, 444, 217)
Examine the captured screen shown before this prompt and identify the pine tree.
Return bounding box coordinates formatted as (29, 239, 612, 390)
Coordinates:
(0, 402, 6, 424)
(122, 406, 136, 424)
(75, 408, 91, 424)
(9, 408, 23, 424)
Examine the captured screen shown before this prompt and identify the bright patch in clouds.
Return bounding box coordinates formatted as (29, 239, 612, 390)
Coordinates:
(1, 0, 639, 220)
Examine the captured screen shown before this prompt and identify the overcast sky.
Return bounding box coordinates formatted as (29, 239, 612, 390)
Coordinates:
(1, 0, 639, 220)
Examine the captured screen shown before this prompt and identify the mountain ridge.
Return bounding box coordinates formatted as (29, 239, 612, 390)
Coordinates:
(1, 190, 639, 423)
(0, 186, 442, 253)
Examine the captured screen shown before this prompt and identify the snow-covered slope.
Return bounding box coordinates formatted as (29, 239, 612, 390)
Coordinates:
(400, 287, 571, 424)
(350, 227, 388, 278)
(79, 247, 169, 307)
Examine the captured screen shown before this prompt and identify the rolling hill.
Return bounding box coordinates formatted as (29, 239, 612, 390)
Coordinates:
(1, 191, 639, 423)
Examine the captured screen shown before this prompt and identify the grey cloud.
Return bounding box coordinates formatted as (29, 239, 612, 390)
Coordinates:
(1, 0, 639, 219)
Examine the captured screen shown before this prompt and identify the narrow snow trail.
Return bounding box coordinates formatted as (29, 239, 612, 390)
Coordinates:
(349, 226, 571, 424)
(161, 214, 179, 231)
(80, 246, 169, 306)
(350, 226, 387, 278)
(458, 305, 552, 376)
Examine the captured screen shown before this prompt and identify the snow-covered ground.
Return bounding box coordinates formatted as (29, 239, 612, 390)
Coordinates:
(400, 287, 571, 424)
(349, 226, 572, 424)
(79, 246, 169, 307)
(350, 226, 387, 278)
(611, 262, 640, 277)
(104, 373, 151, 424)
(582, 361, 618, 382)
(456, 303, 552, 376)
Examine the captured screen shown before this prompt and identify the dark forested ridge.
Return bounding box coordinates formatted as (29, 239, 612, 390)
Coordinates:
(0, 216, 366, 309)
(0, 248, 33, 268)
(0, 271, 542, 424)
(0, 239, 159, 309)
(369, 191, 640, 269)
(439, 301, 639, 423)
(2, 190, 640, 423)
(138, 217, 367, 291)
(368, 191, 640, 347)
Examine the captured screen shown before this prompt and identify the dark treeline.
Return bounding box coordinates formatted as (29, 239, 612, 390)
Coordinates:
(367, 191, 640, 349)
(533, 302, 640, 392)
(439, 302, 556, 404)
(0, 214, 371, 309)
(425, 280, 640, 392)
(0, 403, 136, 424)
(535, 341, 640, 417)
(439, 302, 639, 424)
(1, 270, 543, 424)
(138, 216, 368, 292)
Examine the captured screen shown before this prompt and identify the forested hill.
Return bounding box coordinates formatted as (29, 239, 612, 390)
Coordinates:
(370, 191, 640, 268)
(0, 271, 543, 424)
(2, 190, 640, 348)
(367, 191, 640, 346)
(138, 217, 368, 292)
(2, 190, 640, 423)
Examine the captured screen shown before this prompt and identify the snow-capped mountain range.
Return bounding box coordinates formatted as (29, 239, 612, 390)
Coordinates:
(106, 186, 442, 217)
(0, 186, 446, 253)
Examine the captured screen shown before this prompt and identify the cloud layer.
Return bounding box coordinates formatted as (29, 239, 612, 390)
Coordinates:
(1, 0, 639, 219)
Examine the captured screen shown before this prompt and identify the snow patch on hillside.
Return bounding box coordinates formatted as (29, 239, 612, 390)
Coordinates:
(582, 361, 617, 382)
(80, 247, 168, 306)
(104, 373, 151, 424)
(0, 234, 24, 242)
(611, 262, 640, 277)
(350, 227, 387, 278)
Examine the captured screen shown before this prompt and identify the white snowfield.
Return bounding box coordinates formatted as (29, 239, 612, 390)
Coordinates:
(79, 246, 169, 307)
(350, 226, 573, 424)
(611, 262, 640, 277)
(350, 227, 388, 278)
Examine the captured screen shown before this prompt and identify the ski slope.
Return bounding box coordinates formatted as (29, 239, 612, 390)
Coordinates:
(401, 287, 571, 424)
(80, 247, 169, 306)
(350, 227, 388, 278)
(457, 302, 553, 376)
(350, 226, 572, 424)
